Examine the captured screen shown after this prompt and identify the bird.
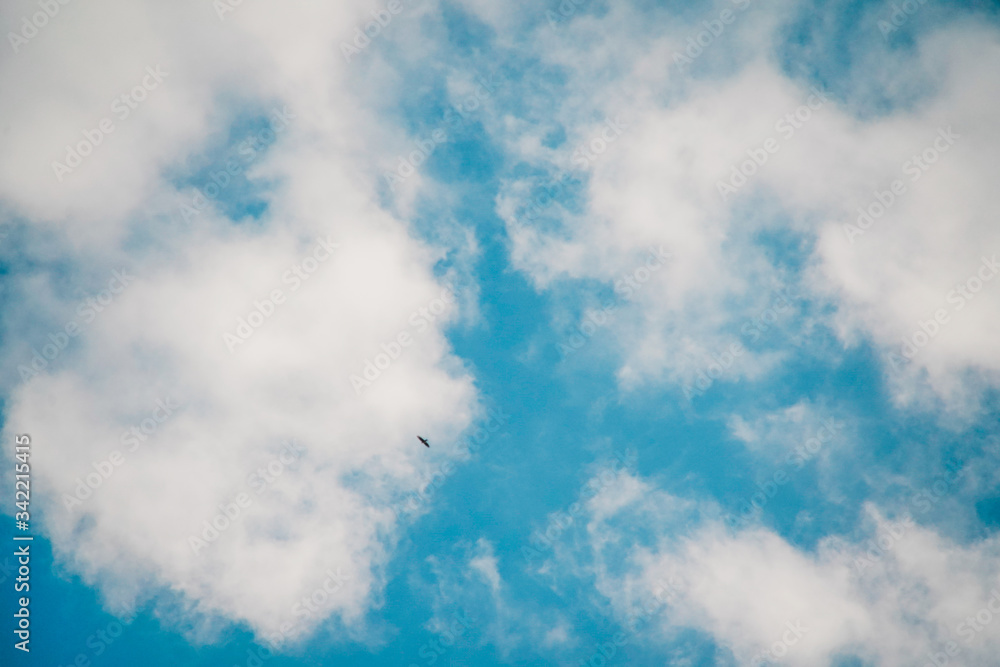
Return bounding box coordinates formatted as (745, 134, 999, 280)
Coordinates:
(417, 436, 430, 448)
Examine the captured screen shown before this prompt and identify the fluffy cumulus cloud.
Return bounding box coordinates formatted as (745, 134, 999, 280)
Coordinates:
(548, 468, 1000, 667)
(480, 0, 1000, 409)
(814, 26, 1000, 410)
(465, 4, 1000, 658)
(0, 0, 477, 643)
(2, 0, 999, 663)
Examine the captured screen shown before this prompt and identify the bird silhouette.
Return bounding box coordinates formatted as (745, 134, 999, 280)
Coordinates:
(417, 436, 430, 448)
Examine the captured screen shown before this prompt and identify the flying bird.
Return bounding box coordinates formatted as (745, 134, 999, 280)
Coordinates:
(417, 436, 430, 448)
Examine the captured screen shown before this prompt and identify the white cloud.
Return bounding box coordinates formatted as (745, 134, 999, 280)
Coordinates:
(486, 1, 1000, 411)
(0, 0, 479, 645)
(726, 400, 848, 461)
(469, 538, 503, 594)
(813, 25, 1000, 412)
(555, 470, 1000, 666)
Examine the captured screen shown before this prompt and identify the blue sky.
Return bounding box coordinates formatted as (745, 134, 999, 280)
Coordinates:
(2, 0, 1000, 665)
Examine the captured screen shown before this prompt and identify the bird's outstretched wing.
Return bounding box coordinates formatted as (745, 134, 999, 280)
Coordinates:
(417, 436, 430, 447)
